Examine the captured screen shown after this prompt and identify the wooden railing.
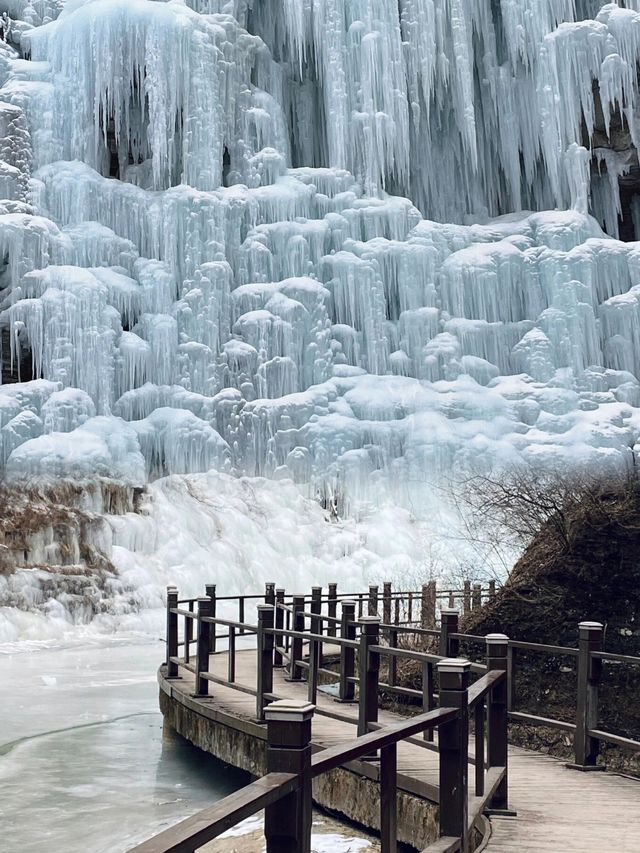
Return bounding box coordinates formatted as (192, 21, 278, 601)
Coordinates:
(135, 581, 640, 853)
(132, 653, 507, 853)
(446, 621, 640, 767)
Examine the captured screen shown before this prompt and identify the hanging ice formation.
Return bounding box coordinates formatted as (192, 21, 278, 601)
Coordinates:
(3, 1, 640, 504)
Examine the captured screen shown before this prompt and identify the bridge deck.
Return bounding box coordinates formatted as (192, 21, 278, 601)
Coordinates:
(169, 647, 640, 852)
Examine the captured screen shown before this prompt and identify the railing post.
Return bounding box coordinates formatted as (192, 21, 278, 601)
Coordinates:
(166, 586, 179, 678)
(184, 599, 194, 664)
(506, 645, 516, 711)
(195, 597, 212, 696)
(383, 582, 392, 625)
(328, 583, 338, 637)
(380, 740, 398, 853)
(407, 591, 413, 624)
(474, 696, 485, 798)
(256, 604, 275, 720)
(472, 583, 482, 610)
(308, 586, 322, 703)
(205, 584, 217, 653)
(358, 616, 380, 738)
(265, 582, 276, 606)
(439, 609, 459, 658)
(368, 584, 379, 616)
(388, 627, 398, 688)
(421, 583, 429, 630)
(274, 588, 285, 667)
(288, 595, 304, 681)
(264, 700, 314, 853)
(488, 580, 496, 601)
(339, 600, 357, 702)
(486, 633, 509, 811)
(238, 596, 246, 635)
(394, 597, 400, 626)
(463, 580, 471, 615)
(436, 658, 470, 852)
(228, 624, 236, 683)
(422, 661, 435, 742)
(573, 621, 604, 770)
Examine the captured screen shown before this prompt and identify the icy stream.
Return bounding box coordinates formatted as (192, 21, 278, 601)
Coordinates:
(0, 638, 249, 852)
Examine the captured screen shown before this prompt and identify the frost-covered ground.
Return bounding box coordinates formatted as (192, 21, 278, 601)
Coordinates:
(210, 813, 377, 852)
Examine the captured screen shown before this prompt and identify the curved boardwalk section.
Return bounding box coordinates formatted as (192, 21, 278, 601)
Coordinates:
(160, 649, 640, 853)
(160, 648, 443, 849)
(135, 585, 640, 853)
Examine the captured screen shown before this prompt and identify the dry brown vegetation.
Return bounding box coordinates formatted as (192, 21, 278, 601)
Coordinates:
(462, 467, 640, 771)
(461, 466, 640, 654)
(391, 467, 640, 771)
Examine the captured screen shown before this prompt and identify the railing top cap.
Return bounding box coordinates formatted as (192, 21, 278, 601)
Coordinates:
(579, 621, 603, 630)
(264, 699, 315, 721)
(437, 657, 471, 672)
(359, 615, 381, 623)
(440, 608, 460, 616)
(486, 633, 509, 643)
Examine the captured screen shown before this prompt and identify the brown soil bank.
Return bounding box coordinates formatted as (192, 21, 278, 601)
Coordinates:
(462, 476, 640, 772)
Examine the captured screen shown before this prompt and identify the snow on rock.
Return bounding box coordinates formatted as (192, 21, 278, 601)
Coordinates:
(0, 469, 437, 641)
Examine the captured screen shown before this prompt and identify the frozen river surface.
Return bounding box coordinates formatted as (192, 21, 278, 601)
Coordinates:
(0, 637, 247, 853)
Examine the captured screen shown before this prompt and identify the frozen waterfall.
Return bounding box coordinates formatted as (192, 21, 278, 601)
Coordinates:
(2, 1, 640, 508)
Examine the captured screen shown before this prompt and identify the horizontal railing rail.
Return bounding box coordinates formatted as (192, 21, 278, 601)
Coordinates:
(503, 623, 640, 761)
(128, 772, 299, 853)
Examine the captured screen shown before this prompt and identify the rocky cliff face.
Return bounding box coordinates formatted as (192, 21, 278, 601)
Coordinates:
(0, 479, 144, 624)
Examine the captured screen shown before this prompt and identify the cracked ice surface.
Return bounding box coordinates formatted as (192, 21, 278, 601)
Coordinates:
(2, 3, 640, 509)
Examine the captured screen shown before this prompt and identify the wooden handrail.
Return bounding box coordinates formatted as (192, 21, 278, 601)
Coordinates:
(128, 772, 298, 853)
(269, 627, 359, 647)
(591, 650, 640, 665)
(467, 669, 505, 709)
(311, 707, 459, 776)
(508, 639, 579, 656)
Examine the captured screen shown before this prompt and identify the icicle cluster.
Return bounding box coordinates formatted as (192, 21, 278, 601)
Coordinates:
(2, 1, 640, 505)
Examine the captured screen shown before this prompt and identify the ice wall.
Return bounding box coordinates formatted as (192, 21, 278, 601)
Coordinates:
(1, 2, 640, 511)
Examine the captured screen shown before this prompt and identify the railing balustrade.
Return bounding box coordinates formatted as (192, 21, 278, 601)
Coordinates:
(151, 579, 640, 853)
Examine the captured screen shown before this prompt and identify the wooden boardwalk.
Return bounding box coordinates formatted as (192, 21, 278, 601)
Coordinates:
(167, 647, 640, 852)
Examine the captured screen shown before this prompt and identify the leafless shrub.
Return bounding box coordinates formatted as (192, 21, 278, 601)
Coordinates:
(457, 462, 640, 562)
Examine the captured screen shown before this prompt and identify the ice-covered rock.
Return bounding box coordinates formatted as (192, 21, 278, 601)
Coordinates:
(1, 0, 640, 511)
